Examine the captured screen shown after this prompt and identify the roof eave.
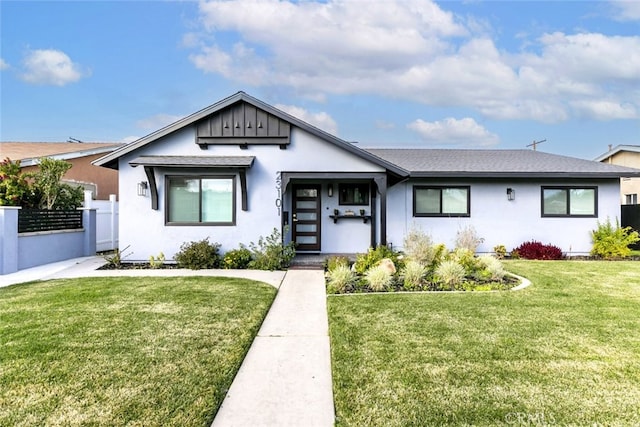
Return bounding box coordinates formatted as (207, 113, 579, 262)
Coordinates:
(408, 172, 640, 179)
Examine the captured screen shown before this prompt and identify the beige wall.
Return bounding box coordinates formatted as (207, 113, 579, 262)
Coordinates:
(602, 151, 640, 204)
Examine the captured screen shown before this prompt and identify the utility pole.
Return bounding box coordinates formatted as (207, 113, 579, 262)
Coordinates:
(527, 139, 546, 151)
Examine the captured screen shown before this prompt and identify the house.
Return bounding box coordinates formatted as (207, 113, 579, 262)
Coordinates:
(93, 92, 640, 260)
(594, 145, 640, 205)
(0, 141, 122, 200)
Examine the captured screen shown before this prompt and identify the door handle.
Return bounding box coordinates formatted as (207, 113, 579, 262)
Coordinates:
(292, 213, 298, 222)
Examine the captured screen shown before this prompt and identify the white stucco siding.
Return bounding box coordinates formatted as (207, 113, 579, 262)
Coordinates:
(387, 179, 621, 256)
(117, 125, 386, 261)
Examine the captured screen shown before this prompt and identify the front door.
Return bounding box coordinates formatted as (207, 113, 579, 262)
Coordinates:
(292, 185, 321, 251)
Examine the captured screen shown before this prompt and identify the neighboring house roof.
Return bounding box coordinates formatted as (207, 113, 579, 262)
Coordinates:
(593, 145, 640, 162)
(93, 91, 407, 177)
(0, 142, 123, 166)
(366, 148, 640, 178)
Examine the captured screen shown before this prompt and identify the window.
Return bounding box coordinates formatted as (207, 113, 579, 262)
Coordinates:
(166, 176, 235, 225)
(413, 186, 470, 217)
(541, 187, 597, 217)
(625, 194, 637, 205)
(339, 183, 369, 205)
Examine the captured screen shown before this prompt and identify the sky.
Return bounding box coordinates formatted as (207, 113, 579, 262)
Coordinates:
(1, 0, 639, 160)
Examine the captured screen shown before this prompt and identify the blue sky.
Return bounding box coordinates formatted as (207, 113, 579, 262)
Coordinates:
(1, 0, 639, 160)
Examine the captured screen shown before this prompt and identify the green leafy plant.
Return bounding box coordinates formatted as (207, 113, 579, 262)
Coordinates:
(591, 217, 640, 259)
(248, 228, 296, 271)
(477, 254, 505, 281)
(435, 260, 466, 290)
(448, 248, 479, 274)
(104, 245, 132, 268)
(31, 157, 73, 209)
(364, 265, 393, 292)
(493, 244, 507, 259)
(353, 245, 402, 275)
(0, 158, 31, 206)
(325, 255, 351, 272)
(402, 260, 428, 291)
(454, 225, 484, 253)
(149, 252, 165, 269)
(327, 264, 356, 294)
(222, 247, 254, 269)
(175, 238, 221, 270)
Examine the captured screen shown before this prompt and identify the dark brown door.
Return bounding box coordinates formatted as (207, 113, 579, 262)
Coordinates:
(292, 185, 321, 251)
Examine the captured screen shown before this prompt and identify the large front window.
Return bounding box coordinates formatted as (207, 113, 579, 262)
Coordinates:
(414, 186, 470, 217)
(167, 176, 235, 225)
(541, 187, 597, 217)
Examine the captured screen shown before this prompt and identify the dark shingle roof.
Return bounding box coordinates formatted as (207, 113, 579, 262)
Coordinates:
(365, 149, 640, 178)
(129, 155, 255, 168)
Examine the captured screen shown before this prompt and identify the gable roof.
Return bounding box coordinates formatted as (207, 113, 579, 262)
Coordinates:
(593, 145, 640, 162)
(93, 91, 407, 176)
(366, 148, 640, 178)
(1, 142, 123, 166)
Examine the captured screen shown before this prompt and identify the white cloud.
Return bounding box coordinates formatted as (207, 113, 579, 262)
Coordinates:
(20, 49, 87, 86)
(188, 0, 640, 123)
(610, 0, 640, 21)
(570, 100, 637, 120)
(136, 113, 184, 130)
(0, 58, 9, 70)
(274, 104, 338, 135)
(407, 117, 499, 146)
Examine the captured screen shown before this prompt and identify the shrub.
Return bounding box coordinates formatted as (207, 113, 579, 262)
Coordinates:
(326, 264, 356, 294)
(222, 247, 253, 269)
(175, 238, 221, 269)
(403, 226, 437, 264)
(513, 240, 563, 260)
(493, 244, 507, 259)
(402, 260, 427, 291)
(477, 255, 505, 281)
(435, 260, 466, 290)
(149, 252, 165, 269)
(0, 158, 31, 206)
(248, 228, 296, 271)
(325, 255, 350, 272)
(448, 248, 479, 274)
(364, 265, 393, 292)
(454, 225, 484, 253)
(590, 217, 640, 259)
(353, 245, 402, 275)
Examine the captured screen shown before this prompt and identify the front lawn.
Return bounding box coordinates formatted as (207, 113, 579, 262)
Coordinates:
(328, 260, 640, 426)
(0, 276, 276, 426)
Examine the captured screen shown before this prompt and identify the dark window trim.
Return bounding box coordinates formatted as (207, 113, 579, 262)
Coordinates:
(541, 186, 598, 218)
(338, 182, 370, 206)
(165, 174, 237, 226)
(413, 185, 471, 217)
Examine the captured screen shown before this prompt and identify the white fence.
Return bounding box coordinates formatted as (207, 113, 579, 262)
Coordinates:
(84, 192, 118, 252)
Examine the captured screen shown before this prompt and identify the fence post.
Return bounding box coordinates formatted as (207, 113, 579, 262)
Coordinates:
(84, 190, 93, 209)
(0, 207, 21, 275)
(109, 194, 117, 251)
(81, 208, 97, 256)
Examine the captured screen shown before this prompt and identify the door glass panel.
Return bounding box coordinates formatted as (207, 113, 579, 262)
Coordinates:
(296, 236, 317, 244)
(296, 224, 317, 232)
(296, 200, 317, 209)
(296, 188, 318, 197)
(297, 212, 317, 221)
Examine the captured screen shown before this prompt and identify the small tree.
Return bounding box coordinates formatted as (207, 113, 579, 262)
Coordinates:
(32, 157, 73, 209)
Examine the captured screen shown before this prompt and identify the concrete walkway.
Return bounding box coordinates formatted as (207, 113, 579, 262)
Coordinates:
(212, 269, 335, 427)
(0, 257, 336, 426)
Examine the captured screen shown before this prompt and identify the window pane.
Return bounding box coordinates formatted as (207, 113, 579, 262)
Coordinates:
(416, 188, 440, 214)
(442, 188, 468, 214)
(543, 189, 567, 215)
(169, 178, 199, 222)
(296, 188, 317, 197)
(570, 189, 595, 215)
(296, 212, 317, 221)
(202, 178, 233, 222)
(296, 201, 317, 209)
(296, 224, 317, 232)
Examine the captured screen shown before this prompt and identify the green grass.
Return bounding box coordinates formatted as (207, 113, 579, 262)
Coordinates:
(328, 261, 640, 426)
(0, 276, 276, 426)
